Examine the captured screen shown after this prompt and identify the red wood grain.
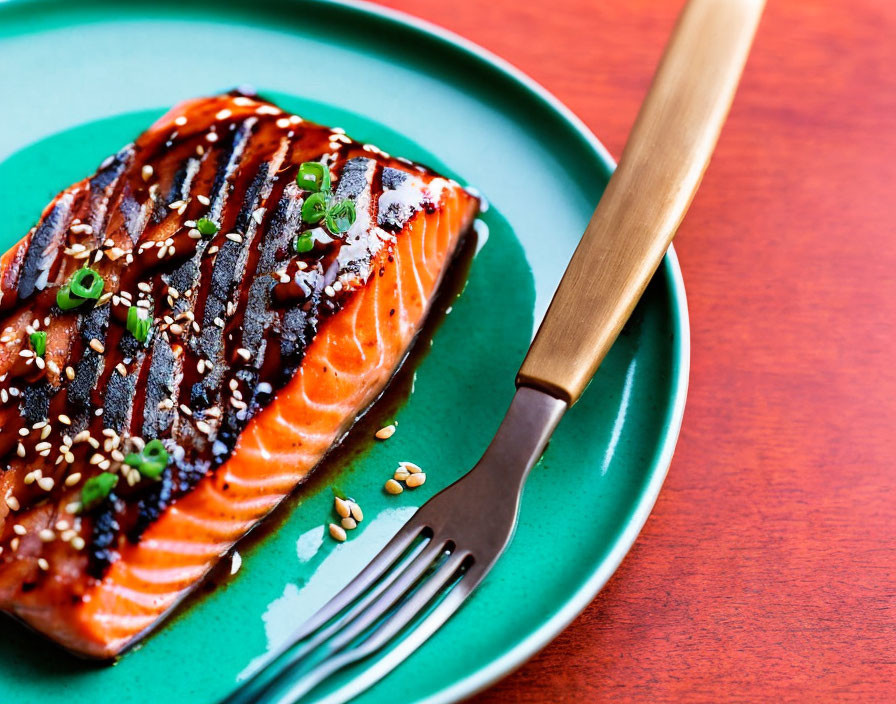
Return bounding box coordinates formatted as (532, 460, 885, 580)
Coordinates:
(373, 0, 896, 700)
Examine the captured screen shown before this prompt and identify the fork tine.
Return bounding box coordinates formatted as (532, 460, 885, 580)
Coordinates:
(262, 550, 472, 704)
(292, 519, 428, 641)
(222, 521, 428, 704)
(315, 576, 476, 704)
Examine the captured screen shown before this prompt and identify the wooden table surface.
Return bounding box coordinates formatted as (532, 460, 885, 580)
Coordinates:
(375, 0, 896, 700)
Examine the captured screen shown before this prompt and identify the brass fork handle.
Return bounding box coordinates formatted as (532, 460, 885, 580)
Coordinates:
(517, 0, 765, 404)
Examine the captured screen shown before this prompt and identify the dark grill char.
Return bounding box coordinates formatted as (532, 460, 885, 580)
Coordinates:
(87, 500, 121, 579)
(68, 306, 110, 430)
(17, 195, 73, 300)
(141, 333, 178, 441)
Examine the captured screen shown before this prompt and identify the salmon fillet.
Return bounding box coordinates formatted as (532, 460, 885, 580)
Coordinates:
(0, 92, 478, 658)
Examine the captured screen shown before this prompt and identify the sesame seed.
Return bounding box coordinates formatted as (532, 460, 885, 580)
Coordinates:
(350, 502, 364, 523)
(206, 132, 219, 143)
(169, 323, 184, 335)
(180, 404, 192, 416)
(276, 117, 291, 128)
(394, 469, 410, 482)
(334, 497, 351, 519)
(174, 115, 187, 126)
(98, 459, 111, 471)
(341, 517, 357, 531)
(208, 245, 219, 255)
(65, 473, 82, 487)
(35, 441, 51, 452)
(65, 366, 75, 380)
(71, 537, 85, 551)
(328, 523, 347, 542)
(225, 232, 243, 243)
(16, 443, 26, 458)
(406, 473, 426, 488)
(116, 363, 127, 376)
(400, 461, 423, 474)
(65, 501, 82, 514)
(38, 477, 55, 492)
(89, 339, 105, 354)
(89, 453, 104, 465)
(214, 317, 225, 328)
(13, 524, 26, 536)
(384, 479, 403, 495)
(58, 414, 72, 425)
(61, 530, 76, 543)
(35, 357, 45, 370)
(10, 538, 19, 552)
(196, 420, 213, 435)
(375, 424, 396, 440)
(197, 195, 210, 206)
(215, 109, 233, 120)
(141, 165, 154, 182)
(252, 208, 265, 225)
(39, 529, 55, 542)
(236, 348, 251, 362)
(38, 558, 49, 571)
(5, 495, 20, 511)
(324, 285, 336, 297)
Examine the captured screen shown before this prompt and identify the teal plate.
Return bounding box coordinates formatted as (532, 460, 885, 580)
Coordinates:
(0, 1, 688, 702)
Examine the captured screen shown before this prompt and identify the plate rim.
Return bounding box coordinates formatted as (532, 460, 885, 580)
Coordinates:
(0, 0, 690, 701)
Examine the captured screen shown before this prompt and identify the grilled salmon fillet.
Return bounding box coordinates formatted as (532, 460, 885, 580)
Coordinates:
(0, 91, 478, 658)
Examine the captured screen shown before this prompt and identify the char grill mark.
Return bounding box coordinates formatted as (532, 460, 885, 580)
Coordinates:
(103, 364, 137, 435)
(378, 166, 427, 233)
(20, 381, 52, 427)
(67, 306, 110, 430)
(17, 193, 75, 300)
(86, 145, 134, 235)
(240, 186, 302, 362)
(87, 499, 121, 579)
(140, 334, 180, 442)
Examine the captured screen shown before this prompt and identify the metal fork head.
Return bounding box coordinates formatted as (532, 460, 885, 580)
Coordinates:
(225, 387, 566, 704)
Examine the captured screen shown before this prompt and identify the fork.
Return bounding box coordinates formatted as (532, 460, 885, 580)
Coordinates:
(223, 1, 764, 701)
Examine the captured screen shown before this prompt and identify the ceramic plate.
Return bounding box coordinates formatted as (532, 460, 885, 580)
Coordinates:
(0, 1, 688, 702)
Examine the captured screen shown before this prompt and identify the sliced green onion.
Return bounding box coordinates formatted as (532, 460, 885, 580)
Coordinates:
(302, 192, 330, 224)
(29, 331, 47, 358)
(80, 472, 119, 512)
(325, 199, 357, 235)
(296, 162, 330, 193)
(56, 285, 82, 310)
(292, 232, 314, 254)
(126, 305, 152, 343)
(196, 217, 219, 237)
(124, 438, 169, 480)
(69, 267, 104, 301)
